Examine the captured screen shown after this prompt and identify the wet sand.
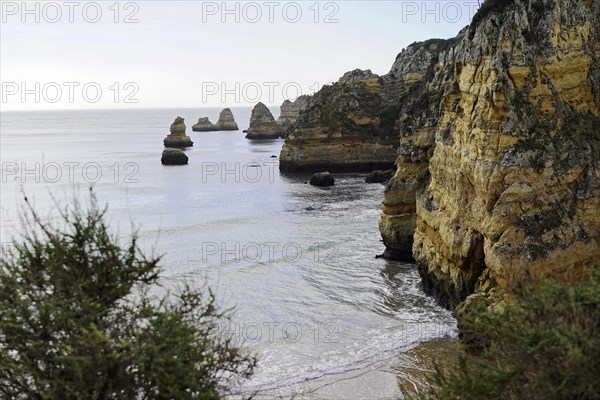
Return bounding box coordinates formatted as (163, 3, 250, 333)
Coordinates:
(245, 338, 462, 400)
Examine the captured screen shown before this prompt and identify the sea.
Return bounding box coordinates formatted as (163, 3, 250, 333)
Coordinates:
(0, 107, 456, 396)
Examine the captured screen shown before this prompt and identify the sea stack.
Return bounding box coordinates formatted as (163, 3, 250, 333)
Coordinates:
(163, 117, 193, 147)
(245, 102, 283, 139)
(161, 148, 188, 165)
(276, 95, 310, 131)
(216, 108, 239, 130)
(192, 117, 217, 132)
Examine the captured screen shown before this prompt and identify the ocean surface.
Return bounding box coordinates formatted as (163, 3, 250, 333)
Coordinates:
(0, 107, 456, 395)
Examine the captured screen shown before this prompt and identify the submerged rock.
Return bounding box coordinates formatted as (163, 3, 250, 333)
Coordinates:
(163, 117, 193, 148)
(310, 172, 334, 187)
(192, 117, 217, 132)
(366, 170, 395, 184)
(245, 102, 284, 139)
(216, 108, 239, 130)
(161, 148, 188, 165)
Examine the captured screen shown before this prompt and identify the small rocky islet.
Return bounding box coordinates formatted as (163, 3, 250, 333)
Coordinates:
(245, 102, 284, 139)
(163, 117, 193, 148)
(192, 108, 239, 132)
(161, 148, 188, 165)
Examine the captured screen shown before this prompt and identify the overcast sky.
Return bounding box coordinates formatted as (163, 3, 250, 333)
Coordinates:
(1, 1, 480, 110)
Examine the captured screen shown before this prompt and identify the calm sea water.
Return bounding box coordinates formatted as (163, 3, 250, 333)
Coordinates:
(0, 107, 456, 393)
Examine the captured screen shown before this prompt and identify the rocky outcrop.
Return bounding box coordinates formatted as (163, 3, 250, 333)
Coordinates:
(379, 0, 600, 310)
(163, 117, 193, 148)
(216, 108, 238, 130)
(192, 109, 239, 131)
(192, 117, 217, 132)
(366, 169, 395, 184)
(245, 102, 283, 139)
(339, 69, 379, 83)
(310, 172, 334, 187)
(161, 148, 188, 165)
(276, 95, 310, 131)
(279, 68, 399, 172)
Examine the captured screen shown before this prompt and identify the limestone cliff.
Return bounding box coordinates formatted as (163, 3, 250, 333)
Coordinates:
(276, 95, 310, 133)
(379, 37, 461, 260)
(279, 69, 399, 172)
(380, 0, 600, 310)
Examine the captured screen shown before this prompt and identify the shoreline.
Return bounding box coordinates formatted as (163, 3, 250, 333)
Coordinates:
(242, 337, 462, 400)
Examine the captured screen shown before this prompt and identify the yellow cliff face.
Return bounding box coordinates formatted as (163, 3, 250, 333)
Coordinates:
(414, 0, 600, 309)
(381, 0, 600, 309)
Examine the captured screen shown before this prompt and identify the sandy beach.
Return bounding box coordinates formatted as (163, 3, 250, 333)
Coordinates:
(246, 338, 462, 400)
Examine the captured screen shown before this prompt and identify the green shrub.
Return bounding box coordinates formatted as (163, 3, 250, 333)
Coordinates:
(415, 264, 600, 400)
(0, 193, 256, 399)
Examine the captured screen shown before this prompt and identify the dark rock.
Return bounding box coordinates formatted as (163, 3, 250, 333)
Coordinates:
(310, 172, 335, 187)
(161, 148, 188, 165)
(366, 169, 395, 183)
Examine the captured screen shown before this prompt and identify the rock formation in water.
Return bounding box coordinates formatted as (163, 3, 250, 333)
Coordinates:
(278, 56, 452, 173)
(310, 172, 335, 187)
(192, 109, 238, 131)
(279, 68, 401, 172)
(161, 148, 188, 165)
(192, 117, 217, 132)
(216, 108, 239, 130)
(245, 102, 283, 139)
(163, 117, 193, 148)
(276, 95, 310, 132)
(366, 169, 395, 184)
(380, 0, 600, 312)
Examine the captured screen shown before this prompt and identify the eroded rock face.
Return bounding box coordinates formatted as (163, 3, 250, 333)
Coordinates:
(245, 102, 283, 139)
(402, 0, 600, 310)
(164, 117, 193, 147)
(279, 69, 399, 172)
(276, 95, 310, 131)
(192, 117, 217, 132)
(378, 37, 460, 261)
(278, 42, 461, 173)
(216, 108, 239, 130)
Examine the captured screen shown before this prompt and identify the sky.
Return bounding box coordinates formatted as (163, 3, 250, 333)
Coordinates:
(0, 1, 481, 110)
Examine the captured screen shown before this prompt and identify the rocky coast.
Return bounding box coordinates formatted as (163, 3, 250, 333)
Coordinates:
(279, 0, 600, 317)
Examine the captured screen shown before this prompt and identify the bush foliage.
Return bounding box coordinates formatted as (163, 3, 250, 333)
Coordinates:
(417, 265, 600, 400)
(0, 193, 255, 399)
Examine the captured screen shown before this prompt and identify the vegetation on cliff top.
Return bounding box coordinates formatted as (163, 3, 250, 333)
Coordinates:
(469, 0, 515, 38)
(0, 192, 255, 399)
(408, 264, 600, 400)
